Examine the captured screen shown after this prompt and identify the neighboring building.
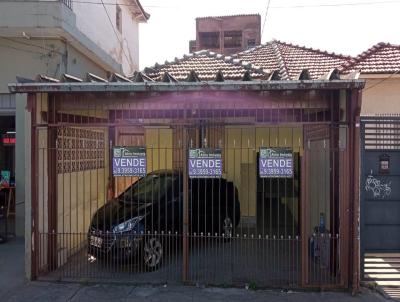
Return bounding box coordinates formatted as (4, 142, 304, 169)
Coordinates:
(340, 43, 400, 290)
(340, 42, 400, 116)
(0, 0, 149, 237)
(190, 14, 261, 55)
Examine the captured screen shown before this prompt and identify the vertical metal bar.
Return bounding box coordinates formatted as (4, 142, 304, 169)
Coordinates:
(360, 119, 366, 284)
(300, 139, 309, 286)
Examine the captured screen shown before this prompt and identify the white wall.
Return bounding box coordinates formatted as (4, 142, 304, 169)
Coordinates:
(73, 0, 141, 75)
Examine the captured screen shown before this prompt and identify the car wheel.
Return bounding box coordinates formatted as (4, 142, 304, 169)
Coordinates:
(222, 217, 233, 238)
(143, 237, 163, 270)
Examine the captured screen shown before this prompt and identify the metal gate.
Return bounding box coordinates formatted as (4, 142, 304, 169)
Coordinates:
(361, 117, 400, 285)
(30, 90, 353, 289)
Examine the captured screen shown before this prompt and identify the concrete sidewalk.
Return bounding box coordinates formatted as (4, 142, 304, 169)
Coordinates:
(0, 237, 25, 298)
(3, 283, 388, 302)
(0, 238, 389, 302)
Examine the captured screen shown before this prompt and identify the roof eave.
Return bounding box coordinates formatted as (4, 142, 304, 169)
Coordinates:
(8, 80, 365, 94)
(129, 0, 150, 22)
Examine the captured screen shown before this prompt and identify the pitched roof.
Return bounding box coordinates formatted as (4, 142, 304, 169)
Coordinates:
(143, 50, 268, 81)
(234, 40, 353, 80)
(340, 42, 400, 74)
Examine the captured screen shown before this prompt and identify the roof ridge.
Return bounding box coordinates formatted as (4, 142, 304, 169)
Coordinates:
(340, 42, 400, 72)
(271, 41, 290, 80)
(234, 39, 353, 60)
(143, 49, 268, 78)
(273, 39, 353, 60)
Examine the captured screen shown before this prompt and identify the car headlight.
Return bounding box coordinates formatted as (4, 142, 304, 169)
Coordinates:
(112, 216, 144, 233)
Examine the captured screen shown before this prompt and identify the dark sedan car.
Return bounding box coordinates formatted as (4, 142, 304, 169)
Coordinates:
(88, 170, 240, 270)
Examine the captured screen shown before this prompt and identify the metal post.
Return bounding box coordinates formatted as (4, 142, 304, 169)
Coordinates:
(47, 94, 58, 272)
(28, 93, 38, 280)
(182, 128, 189, 282)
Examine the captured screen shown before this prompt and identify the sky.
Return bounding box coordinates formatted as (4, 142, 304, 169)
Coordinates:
(137, 0, 400, 69)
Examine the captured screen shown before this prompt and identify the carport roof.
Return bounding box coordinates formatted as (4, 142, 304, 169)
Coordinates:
(8, 47, 364, 94)
(9, 78, 365, 94)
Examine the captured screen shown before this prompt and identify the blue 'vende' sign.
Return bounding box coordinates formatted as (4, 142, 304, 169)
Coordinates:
(188, 148, 222, 178)
(259, 148, 293, 178)
(113, 147, 146, 177)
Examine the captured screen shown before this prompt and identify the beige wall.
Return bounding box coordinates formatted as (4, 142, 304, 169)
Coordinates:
(308, 140, 330, 236)
(56, 127, 109, 266)
(361, 76, 400, 116)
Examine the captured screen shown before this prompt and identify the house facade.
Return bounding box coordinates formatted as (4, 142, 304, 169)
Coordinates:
(9, 49, 363, 289)
(0, 0, 149, 237)
(340, 43, 400, 288)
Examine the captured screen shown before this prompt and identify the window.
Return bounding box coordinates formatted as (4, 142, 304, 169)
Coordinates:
(116, 5, 122, 33)
(199, 32, 220, 49)
(224, 31, 242, 48)
(247, 39, 256, 49)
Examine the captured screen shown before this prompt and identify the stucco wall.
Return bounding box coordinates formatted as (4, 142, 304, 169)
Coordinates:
(0, 39, 107, 93)
(361, 77, 400, 116)
(73, 0, 140, 75)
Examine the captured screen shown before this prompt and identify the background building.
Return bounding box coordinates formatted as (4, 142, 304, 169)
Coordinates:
(0, 0, 149, 237)
(189, 14, 261, 55)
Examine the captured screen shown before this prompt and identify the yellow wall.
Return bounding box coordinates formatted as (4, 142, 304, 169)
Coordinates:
(145, 127, 173, 172)
(225, 126, 303, 218)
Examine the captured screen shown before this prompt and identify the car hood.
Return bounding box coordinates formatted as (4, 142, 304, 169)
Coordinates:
(90, 199, 152, 232)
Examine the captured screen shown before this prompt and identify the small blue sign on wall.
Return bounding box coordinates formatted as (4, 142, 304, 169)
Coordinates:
(259, 148, 293, 178)
(113, 147, 146, 177)
(188, 148, 222, 178)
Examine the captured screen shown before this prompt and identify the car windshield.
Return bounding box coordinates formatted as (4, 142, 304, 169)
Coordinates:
(120, 173, 175, 204)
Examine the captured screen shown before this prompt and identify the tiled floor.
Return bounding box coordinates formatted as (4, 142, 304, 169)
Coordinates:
(364, 253, 400, 300)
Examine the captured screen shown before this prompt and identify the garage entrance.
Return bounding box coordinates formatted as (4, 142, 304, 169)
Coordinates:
(19, 79, 362, 289)
(361, 117, 400, 286)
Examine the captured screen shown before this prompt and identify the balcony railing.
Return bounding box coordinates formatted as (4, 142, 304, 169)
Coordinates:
(60, 0, 72, 9)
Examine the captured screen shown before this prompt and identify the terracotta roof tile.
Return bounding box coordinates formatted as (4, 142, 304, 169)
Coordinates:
(143, 50, 268, 81)
(235, 40, 353, 80)
(340, 42, 400, 74)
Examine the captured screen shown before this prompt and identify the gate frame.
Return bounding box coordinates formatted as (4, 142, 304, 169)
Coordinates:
(16, 80, 364, 289)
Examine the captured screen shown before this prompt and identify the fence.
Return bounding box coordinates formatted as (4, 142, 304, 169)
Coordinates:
(30, 89, 355, 289)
